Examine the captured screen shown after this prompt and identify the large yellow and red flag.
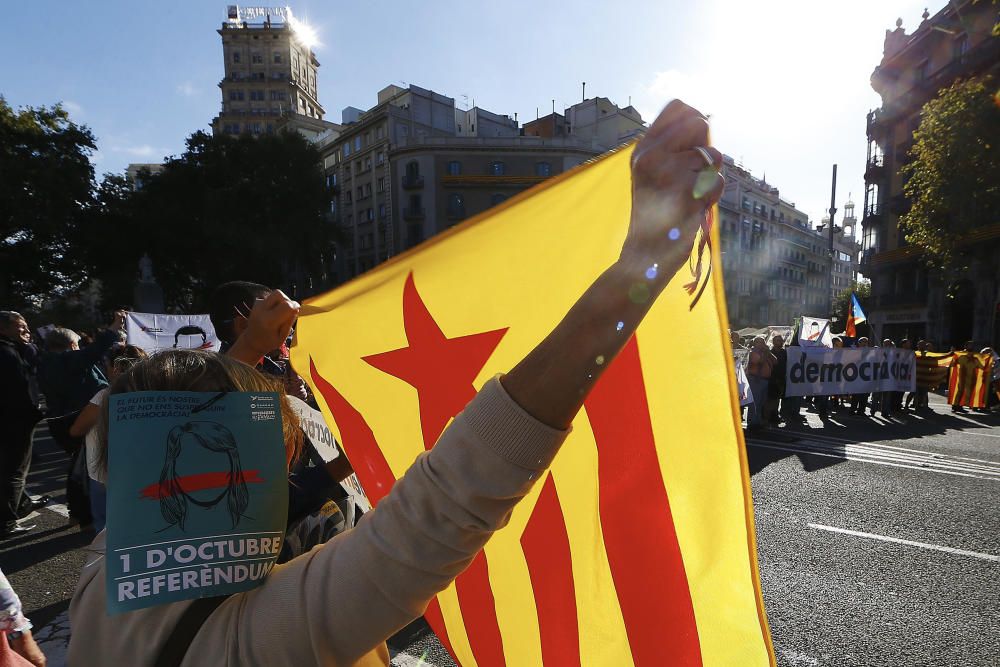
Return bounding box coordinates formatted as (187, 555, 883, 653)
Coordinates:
(291, 145, 774, 666)
(948, 351, 994, 408)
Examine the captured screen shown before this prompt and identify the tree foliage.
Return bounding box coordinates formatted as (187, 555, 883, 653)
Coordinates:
(84, 130, 336, 311)
(900, 75, 1000, 271)
(0, 98, 95, 311)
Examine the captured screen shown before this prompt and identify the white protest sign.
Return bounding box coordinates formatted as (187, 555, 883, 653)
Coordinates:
(799, 317, 833, 348)
(286, 397, 371, 515)
(126, 313, 221, 352)
(785, 348, 916, 397)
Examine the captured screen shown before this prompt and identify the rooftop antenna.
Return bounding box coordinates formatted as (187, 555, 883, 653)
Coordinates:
(461, 94, 469, 111)
(536, 107, 539, 120)
(628, 95, 632, 107)
(552, 99, 555, 114)
(582, 81, 586, 102)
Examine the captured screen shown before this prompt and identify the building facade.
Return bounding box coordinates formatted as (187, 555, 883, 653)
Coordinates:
(316, 85, 633, 283)
(719, 156, 860, 329)
(211, 7, 337, 140)
(862, 2, 1000, 346)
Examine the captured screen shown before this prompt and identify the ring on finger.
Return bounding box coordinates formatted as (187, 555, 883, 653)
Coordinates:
(693, 146, 716, 170)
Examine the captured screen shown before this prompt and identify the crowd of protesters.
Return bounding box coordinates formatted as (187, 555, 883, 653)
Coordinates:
(732, 328, 1000, 433)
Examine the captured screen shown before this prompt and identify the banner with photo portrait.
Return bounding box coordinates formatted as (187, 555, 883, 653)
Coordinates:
(798, 316, 832, 348)
(126, 312, 221, 352)
(105, 391, 288, 614)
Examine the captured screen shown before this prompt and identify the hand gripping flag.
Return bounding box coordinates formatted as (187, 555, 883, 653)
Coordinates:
(845, 293, 866, 338)
(292, 145, 775, 666)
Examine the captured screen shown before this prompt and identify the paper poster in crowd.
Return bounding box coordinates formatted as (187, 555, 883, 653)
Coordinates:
(286, 396, 371, 514)
(126, 312, 221, 352)
(733, 348, 750, 369)
(735, 363, 754, 406)
(765, 326, 793, 347)
(105, 391, 288, 615)
(785, 348, 916, 397)
(798, 317, 833, 348)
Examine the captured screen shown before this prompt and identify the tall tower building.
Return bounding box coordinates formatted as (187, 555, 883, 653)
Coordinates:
(212, 5, 334, 139)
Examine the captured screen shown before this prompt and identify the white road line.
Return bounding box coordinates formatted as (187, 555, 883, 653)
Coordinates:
(748, 435, 1000, 473)
(748, 442, 997, 480)
(808, 523, 1000, 562)
(780, 429, 1000, 464)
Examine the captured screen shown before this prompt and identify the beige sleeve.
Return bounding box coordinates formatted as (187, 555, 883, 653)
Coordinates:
(205, 376, 569, 665)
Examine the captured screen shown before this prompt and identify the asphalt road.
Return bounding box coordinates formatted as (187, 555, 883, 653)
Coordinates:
(5, 391, 998, 666)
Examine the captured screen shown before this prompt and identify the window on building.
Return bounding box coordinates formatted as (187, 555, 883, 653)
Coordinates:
(376, 125, 385, 140)
(405, 161, 420, 181)
(355, 160, 362, 173)
(489, 161, 506, 176)
(447, 193, 466, 219)
(376, 151, 385, 165)
(447, 161, 462, 176)
(229, 90, 244, 101)
(252, 52, 263, 64)
(273, 52, 282, 64)
(343, 142, 351, 157)
(354, 137, 362, 151)
(364, 183, 372, 197)
(915, 60, 929, 82)
(270, 90, 286, 101)
(379, 204, 386, 218)
(356, 186, 363, 199)
(365, 157, 372, 171)
(535, 161, 552, 177)
(953, 34, 970, 59)
(377, 177, 385, 192)
(490, 193, 508, 206)
(232, 51, 241, 63)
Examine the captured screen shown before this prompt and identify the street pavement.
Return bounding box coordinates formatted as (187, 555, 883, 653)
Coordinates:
(5, 392, 997, 666)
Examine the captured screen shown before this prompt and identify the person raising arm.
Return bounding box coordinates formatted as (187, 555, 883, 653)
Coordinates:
(68, 100, 724, 666)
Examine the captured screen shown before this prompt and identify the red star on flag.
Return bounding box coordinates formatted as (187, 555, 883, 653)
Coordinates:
(363, 272, 508, 449)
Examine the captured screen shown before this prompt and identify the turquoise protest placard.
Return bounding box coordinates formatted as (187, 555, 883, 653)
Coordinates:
(105, 391, 288, 615)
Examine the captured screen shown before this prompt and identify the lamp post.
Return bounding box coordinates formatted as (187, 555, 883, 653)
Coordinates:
(816, 165, 840, 320)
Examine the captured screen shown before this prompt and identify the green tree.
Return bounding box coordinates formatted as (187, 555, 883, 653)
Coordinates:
(0, 98, 95, 310)
(900, 75, 1000, 272)
(85, 130, 336, 311)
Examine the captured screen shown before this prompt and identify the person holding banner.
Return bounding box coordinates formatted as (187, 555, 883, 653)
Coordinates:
(952, 341, 985, 413)
(68, 99, 728, 666)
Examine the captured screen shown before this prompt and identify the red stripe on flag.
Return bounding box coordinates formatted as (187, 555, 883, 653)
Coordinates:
(308, 358, 459, 659)
(584, 336, 703, 666)
(310, 358, 397, 504)
(423, 599, 456, 659)
(520, 474, 581, 667)
(455, 551, 506, 667)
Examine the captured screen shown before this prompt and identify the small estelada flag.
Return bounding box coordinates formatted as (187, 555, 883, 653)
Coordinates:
(845, 293, 867, 337)
(292, 145, 774, 666)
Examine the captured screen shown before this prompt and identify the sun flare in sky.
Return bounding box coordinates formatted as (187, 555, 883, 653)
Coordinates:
(288, 14, 321, 50)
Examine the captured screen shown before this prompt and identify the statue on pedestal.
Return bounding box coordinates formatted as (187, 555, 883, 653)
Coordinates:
(133, 253, 165, 312)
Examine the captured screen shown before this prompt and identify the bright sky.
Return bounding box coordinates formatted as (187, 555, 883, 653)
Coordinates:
(3, 0, 935, 225)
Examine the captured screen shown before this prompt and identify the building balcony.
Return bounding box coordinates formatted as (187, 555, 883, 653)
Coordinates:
(866, 109, 887, 137)
(402, 207, 425, 220)
(864, 155, 886, 181)
(402, 175, 424, 189)
(861, 204, 883, 228)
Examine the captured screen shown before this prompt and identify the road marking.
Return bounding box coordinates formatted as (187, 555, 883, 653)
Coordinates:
(390, 651, 434, 666)
(807, 523, 1000, 562)
(748, 439, 1000, 481)
(781, 429, 1000, 464)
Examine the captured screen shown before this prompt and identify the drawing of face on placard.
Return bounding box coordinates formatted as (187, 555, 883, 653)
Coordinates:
(150, 421, 253, 533)
(172, 325, 214, 350)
